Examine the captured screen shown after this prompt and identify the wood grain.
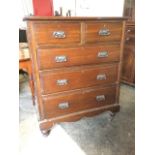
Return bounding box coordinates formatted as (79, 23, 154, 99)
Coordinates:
(33, 22, 81, 45)
(40, 63, 119, 94)
(37, 44, 120, 70)
(85, 22, 122, 43)
(43, 85, 117, 118)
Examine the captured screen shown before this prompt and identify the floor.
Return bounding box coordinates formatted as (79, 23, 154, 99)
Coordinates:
(19, 74, 135, 155)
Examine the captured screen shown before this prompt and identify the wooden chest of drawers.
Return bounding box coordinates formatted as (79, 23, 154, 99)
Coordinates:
(25, 17, 126, 135)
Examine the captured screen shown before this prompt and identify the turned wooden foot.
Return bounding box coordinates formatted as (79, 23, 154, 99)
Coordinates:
(41, 129, 51, 136)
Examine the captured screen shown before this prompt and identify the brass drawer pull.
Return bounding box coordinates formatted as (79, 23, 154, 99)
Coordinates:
(99, 29, 111, 36)
(96, 95, 105, 102)
(97, 74, 106, 80)
(58, 102, 69, 109)
(98, 51, 108, 58)
(57, 79, 68, 85)
(53, 31, 66, 38)
(55, 56, 67, 62)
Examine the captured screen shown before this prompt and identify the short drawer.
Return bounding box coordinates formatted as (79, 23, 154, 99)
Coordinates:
(33, 22, 81, 45)
(37, 44, 120, 70)
(42, 85, 117, 119)
(40, 64, 118, 95)
(85, 22, 122, 43)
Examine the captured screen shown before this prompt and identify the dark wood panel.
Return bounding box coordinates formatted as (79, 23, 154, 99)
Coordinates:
(122, 46, 135, 83)
(43, 85, 117, 118)
(85, 22, 123, 43)
(33, 22, 81, 45)
(37, 44, 120, 70)
(40, 64, 119, 94)
(121, 22, 135, 85)
(40, 104, 120, 131)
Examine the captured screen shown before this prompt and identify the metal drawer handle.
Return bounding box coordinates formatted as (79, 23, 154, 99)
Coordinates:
(57, 79, 68, 86)
(96, 95, 105, 102)
(58, 102, 69, 109)
(126, 37, 130, 41)
(127, 29, 131, 33)
(97, 74, 106, 80)
(98, 51, 108, 58)
(53, 31, 66, 38)
(99, 29, 111, 36)
(55, 56, 67, 63)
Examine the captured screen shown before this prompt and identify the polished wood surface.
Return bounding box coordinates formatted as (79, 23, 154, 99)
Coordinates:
(85, 22, 122, 43)
(37, 44, 120, 70)
(40, 104, 120, 131)
(34, 22, 81, 45)
(40, 64, 118, 94)
(121, 22, 135, 85)
(43, 85, 117, 118)
(25, 17, 126, 134)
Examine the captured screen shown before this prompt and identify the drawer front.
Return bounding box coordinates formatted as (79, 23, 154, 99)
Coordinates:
(40, 64, 118, 94)
(33, 22, 81, 45)
(85, 22, 122, 43)
(43, 85, 117, 118)
(37, 44, 120, 70)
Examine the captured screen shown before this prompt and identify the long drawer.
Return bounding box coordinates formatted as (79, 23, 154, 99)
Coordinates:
(42, 85, 117, 119)
(33, 22, 81, 45)
(37, 44, 120, 70)
(85, 22, 122, 43)
(40, 64, 118, 95)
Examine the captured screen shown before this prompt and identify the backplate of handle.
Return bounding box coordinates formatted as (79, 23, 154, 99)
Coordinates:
(58, 102, 69, 109)
(57, 79, 68, 86)
(97, 74, 106, 80)
(55, 55, 67, 62)
(53, 31, 66, 38)
(98, 51, 108, 58)
(96, 95, 105, 102)
(99, 29, 111, 36)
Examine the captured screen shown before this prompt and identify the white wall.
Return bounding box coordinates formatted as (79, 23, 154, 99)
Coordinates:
(19, 0, 33, 28)
(75, 0, 124, 17)
(53, 0, 124, 17)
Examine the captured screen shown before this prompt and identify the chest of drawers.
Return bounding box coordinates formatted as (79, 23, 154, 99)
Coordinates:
(25, 17, 126, 135)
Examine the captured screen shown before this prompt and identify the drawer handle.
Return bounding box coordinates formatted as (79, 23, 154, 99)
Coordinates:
(126, 37, 130, 41)
(55, 56, 67, 62)
(53, 31, 66, 38)
(99, 29, 111, 36)
(98, 51, 108, 58)
(57, 79, 68, 86)
(96, 95, 105, 102)
(58, 102, 69, 109)
(97, 74, 106, 80)
(127, 29, 131, 33)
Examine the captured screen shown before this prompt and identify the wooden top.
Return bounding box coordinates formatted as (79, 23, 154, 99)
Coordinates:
(24, 16, 127, 21)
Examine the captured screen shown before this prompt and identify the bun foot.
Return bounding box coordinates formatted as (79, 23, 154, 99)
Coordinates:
(41, 129, 51, 136)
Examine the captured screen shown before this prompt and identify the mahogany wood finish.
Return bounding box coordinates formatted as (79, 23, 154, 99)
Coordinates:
(122, 0, 135, 85)
(40, 64, 118, 94)
(37, 44, 120, 70)
(25, 17, 126, 135)
(121, 22, 135, 85)
(43, 85, 117, 119)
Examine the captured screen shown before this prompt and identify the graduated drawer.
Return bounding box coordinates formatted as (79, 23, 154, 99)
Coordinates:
(40, 64, 119, 95)
(37, 44, 120, 70)
(85, 22, 122, 43)
(42, 85, 117, 119)
(33, 22, 81, 45)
